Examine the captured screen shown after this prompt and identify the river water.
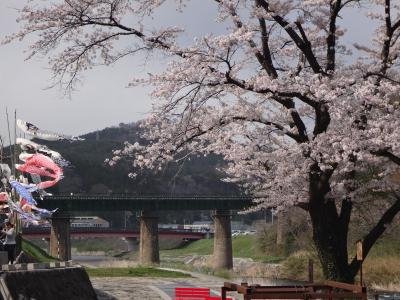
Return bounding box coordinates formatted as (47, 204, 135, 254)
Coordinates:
(373, 292, 400, 300)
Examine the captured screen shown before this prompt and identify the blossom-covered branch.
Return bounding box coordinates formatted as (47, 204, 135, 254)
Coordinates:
(6, 0, 400, 282)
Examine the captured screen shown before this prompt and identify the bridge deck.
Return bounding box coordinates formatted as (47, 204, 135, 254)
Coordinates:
(39, 195, 253, 212)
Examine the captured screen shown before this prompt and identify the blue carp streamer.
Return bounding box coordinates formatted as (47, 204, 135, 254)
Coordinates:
(9, 180, 38, 206)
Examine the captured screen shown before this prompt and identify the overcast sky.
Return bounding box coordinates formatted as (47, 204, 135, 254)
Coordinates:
(0, 0, 377, 144)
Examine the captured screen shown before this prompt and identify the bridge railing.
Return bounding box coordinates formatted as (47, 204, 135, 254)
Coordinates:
(38, 194, 254, 212)
(42, 194, 251, 202)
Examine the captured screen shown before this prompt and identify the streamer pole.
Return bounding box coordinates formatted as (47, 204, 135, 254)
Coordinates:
(14, 110, 17, 176)
(0, 135, 4, 163)
(5, 108, 13, 175)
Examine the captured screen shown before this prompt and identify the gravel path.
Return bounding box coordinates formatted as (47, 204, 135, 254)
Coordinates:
(91, 275, 231, 300)
(76, 256, 234, 299)
(92, 277, 164, 300)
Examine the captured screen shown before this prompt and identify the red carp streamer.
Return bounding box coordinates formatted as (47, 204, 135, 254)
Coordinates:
(0, 192, 9, 203)
(16, 154, 63, 190)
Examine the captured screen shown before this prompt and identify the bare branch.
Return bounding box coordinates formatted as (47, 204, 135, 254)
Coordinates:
(349, 194, 400, 277)
(257, 0, 325, 75)
(371, 149, 400, 165)
(256, 0, 278, 78)
(326, 0, 342, 72)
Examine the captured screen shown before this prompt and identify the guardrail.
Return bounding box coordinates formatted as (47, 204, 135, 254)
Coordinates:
(1, 261, 74, 272)
(221, 281, 368, 300)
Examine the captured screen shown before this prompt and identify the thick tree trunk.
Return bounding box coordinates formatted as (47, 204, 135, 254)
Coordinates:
(309, 202, 355, 281)
(308, 169, 400, 283)
(309, 205, 354, 283)
(276, 211, 286, 246)
(308, 165, 356, 283)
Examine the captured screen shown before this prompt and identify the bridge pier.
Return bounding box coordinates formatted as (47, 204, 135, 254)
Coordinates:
(50, 217, 71, 261)
(42, 237, 50, 253)
(212, 210, 233, 270)
(139, 210, 159, 265)
(123, 237, 138, 252)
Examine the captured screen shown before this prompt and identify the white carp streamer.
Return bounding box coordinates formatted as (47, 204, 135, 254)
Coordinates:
(17, 138, 70, 167)
(0, 164, 11, 180)
(17, 119, 84, 141)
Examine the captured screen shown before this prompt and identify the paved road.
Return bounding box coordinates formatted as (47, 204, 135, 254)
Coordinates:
(72, 255, 117, 267)
(74, 255, 230, 299)
(91, 276, 230, 300)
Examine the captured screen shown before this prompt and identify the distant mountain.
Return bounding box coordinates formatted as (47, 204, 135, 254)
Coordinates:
(40, 122, 240, 196)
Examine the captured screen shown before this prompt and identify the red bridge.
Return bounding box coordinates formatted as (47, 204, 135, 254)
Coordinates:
(22, 227, 207, 240)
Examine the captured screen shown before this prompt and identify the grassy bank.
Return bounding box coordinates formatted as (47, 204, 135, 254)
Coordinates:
(280, 238, 400, 288)
(21, 238, 58, 263)
(72, 237, 126, 254)
(86, 266, 191, 278)
(160, 260, 233, 279)
(161, 236, 282, 263)
(160, 234, 400, 288)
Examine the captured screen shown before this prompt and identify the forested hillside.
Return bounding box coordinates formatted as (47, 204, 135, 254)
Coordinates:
(41, 122, 240, 196)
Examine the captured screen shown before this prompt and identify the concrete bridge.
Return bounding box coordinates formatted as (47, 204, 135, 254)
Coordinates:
(35, 194, 253, 269)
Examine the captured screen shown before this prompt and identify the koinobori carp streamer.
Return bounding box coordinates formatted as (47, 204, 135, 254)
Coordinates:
(17, 138, 70, 167)
(0, 192, 9, 203)
(16, 154, 63, 190)
(9, 180, 38, 206)
(17, 119, 84, 141)
(0, 164, 11, 180)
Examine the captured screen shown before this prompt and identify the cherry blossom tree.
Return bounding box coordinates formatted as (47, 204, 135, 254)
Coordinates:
(5, 0, 400, 282)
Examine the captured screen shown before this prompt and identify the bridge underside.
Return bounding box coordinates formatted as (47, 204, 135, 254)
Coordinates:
(39, 195, 253, 269)
(23, 229, 206, 239)
(40, 195, 253, 211)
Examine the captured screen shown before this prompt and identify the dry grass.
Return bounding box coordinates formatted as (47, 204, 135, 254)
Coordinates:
(86, 266, 191, 278)
(370, 281, 400, 292)
(363, 256, 400, 287)
(280, 251, 323, 282)
(92, 260, 140, 269)
(76, 258, 140, 269)
(280, 251, 400, 290)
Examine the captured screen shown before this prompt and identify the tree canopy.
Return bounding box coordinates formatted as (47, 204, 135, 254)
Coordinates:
(5, 0, 400, 282)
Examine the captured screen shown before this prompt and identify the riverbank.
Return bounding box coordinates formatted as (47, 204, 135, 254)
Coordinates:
(70, 234, 400, 290)
(70, 252, 400, 299)
(26, 234, 400, 292)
